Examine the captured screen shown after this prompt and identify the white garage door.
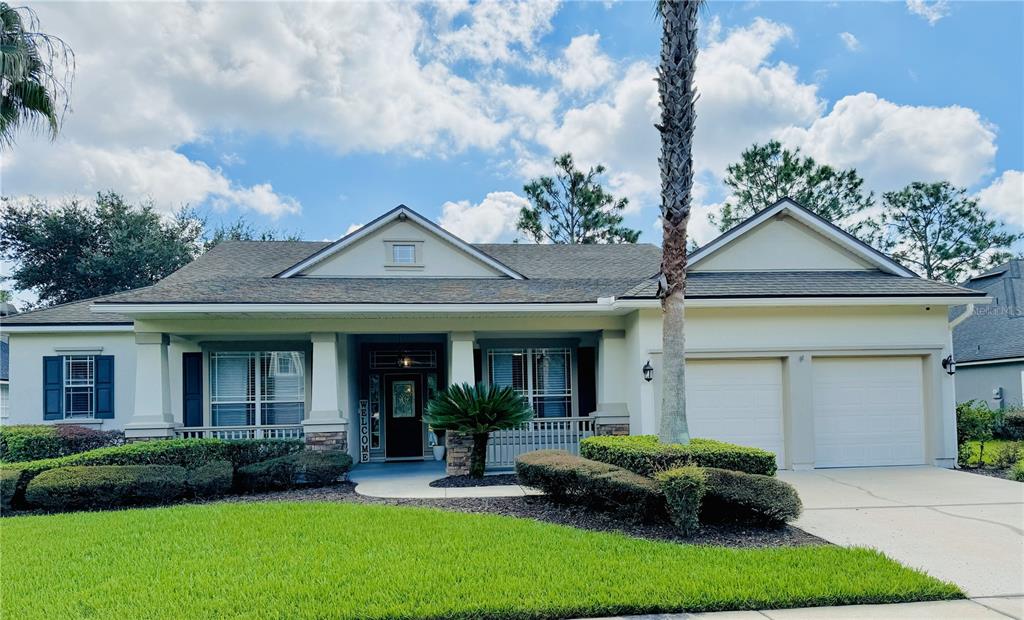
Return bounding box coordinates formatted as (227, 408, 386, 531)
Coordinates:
(686, 359, 785, 467)
(813, 357, 925, 467)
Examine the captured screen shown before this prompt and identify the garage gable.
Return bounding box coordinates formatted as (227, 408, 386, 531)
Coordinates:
(689, 198, 915, 276)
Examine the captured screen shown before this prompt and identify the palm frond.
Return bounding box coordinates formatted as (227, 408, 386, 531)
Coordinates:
(424, 382, 534, 435)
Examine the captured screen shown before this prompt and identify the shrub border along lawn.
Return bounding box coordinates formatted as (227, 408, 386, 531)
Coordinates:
(581, 435, 777, 477)
(1, 501, 962, 620)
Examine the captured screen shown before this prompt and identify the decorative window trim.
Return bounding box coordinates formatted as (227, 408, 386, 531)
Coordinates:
(383, 239, 424, 269)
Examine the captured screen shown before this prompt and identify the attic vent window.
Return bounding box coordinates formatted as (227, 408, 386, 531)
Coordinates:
(392, 244, 416, 264)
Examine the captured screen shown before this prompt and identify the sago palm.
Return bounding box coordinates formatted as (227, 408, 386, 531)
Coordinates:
(0, 3, 74, 149)
(656, 0, 702, 444)
(425, 382, 534, 478)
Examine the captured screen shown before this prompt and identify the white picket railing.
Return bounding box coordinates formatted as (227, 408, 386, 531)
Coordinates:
(175, 425, 304, 440)
(485, 416, 595, 469)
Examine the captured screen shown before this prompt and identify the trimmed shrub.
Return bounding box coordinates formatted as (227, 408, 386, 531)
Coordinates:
(701, 467, 802, 525)
(655, 467, 706, 536)
(515, 450, 664, 520)
(0, 468, 18, 513)
(1010, 460, 1024, 483)
(580, 435, 777, 477)
(236, 450, 352, 493)
(0, 424, 124, 463)
(1, 438, 303, 508)
(25, 465, 187, 511)
(991, 442, 1022, 469)
(998, 409, 1024, 441)
(186, 461, 233, 498)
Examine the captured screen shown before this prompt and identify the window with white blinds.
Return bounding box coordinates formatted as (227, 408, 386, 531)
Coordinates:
(488, 348, 572, 418)
(210, 351, 305, 426)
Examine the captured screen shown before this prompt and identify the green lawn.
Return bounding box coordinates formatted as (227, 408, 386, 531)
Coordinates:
(2, 502, 960, 619)
(965, 439, 1020, 467)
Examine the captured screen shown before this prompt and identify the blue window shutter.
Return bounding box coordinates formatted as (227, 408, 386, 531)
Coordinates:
(94, 356, 115, 419)
(43, 356, 63, 420)
(182, 352, 203, 427)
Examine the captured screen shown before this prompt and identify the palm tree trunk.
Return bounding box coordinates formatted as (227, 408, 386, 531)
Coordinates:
(469, 432, 490, 478)
(657, 0, 701, 444)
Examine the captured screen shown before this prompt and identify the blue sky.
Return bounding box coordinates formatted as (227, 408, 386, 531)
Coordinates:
(3, 0, 1022, 258)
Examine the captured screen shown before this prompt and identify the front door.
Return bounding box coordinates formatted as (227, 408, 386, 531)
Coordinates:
(384, 374, 424, 458)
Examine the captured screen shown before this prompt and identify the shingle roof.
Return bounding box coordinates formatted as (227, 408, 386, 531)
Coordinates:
(1, 294, 133, 326)
(953, 259, 1024, 363)
(3, 239, 983, 325)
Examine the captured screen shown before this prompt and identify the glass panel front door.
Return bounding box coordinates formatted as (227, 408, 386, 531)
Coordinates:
(384, 374, 424, 458)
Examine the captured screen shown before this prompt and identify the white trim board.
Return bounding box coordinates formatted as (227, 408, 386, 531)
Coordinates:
(276, 205, 525, 280)
(687, 198, 917, 277)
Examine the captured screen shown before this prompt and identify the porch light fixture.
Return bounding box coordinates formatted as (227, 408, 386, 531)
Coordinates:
(642, 360, 654, 382)
(400, 355, 413, 368)
(941, 355, 956, 376)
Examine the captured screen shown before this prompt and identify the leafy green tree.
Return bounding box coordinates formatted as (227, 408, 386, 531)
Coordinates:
(202, 215, 301, 250)
(713, 140, 877, 240)
(518, 153, 640, 244)
(0, 192, 204, 306)
(424, 383, 534, 478)
(656, 0, 703, 445)
(0, 3, 74, 148)
(879, 181, 1021, 283)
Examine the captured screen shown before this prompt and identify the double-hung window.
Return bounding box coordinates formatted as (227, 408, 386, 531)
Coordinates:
(42, 354, 115, 420)
(210, 351, 305, 427)
(488, 348, 573, 418)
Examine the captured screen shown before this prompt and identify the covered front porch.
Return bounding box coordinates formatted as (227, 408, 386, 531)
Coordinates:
(118, 310, 659, 469)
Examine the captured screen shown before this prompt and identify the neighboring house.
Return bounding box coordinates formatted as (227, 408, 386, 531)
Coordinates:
(0, 301, 15, 421)
(953, 259, 1024, 410)
(3, 199, 987, 469)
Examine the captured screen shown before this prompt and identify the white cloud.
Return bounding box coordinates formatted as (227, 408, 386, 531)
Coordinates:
(438, 191, 530, 242)
(906, 0, 951, 25)
(977, 170, 1024, 230)
(778, 92, 997, 191)
(345, 223, 364, 235)
(839, 32, 861, 51)
(555, 34, 615, 94)
(532, 18, 822, 212)
(433, 0, 559, 65)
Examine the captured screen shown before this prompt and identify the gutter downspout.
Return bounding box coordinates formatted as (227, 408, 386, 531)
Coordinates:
(948, 303, 975, 330)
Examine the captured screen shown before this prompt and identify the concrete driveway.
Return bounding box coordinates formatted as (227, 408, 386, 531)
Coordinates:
(778, 467, 1024, 602)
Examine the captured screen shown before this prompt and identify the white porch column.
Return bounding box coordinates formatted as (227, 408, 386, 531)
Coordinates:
(124, 332, 176, 440)
(593, 329, 630, 435)
(303, 333, 348, 450)
(449, 332, 476, 385)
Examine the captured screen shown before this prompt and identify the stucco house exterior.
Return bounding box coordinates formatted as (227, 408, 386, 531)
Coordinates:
(2, 199, 987, 469)
(953, 259, 1024, 410)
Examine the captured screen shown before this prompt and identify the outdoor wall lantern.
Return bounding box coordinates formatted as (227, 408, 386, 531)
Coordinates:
(642, 360, 654, 382)
(941, 355, 956, 376)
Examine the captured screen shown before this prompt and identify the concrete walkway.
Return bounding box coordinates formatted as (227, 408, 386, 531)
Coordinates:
(348, 461, 541, 498)
(777, 467, 1024, 599)
(589, 597, 1024, 619)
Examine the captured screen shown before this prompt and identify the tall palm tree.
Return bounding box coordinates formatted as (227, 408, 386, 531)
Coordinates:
(0, 3, 74, 149)
(656, 0, 702, 444)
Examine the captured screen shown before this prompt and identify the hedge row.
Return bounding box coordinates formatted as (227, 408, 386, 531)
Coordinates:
(515, 450, 663, 520)
(237, 451, 353, 493)
(515, 450, 801, 535)
(580, 435, 777, 477)
(1, 438, 304, 509)
(1001, 410, 1024, 441)
(0, 424, 125, 463)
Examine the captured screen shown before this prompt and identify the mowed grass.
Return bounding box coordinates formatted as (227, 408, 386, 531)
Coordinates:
(2, 502, 960, 619)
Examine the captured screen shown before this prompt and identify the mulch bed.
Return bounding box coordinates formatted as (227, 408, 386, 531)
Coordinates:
(220, 482, 827, 548)
(959, 466, 1016, 481)
(428, 474, 519, 488)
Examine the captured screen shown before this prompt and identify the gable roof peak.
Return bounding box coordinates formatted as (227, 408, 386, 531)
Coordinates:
(275, 204, 526, 279)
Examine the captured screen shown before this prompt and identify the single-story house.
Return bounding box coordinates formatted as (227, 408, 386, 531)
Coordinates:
(953, 259, 1023, 410)
(2, 198, 988, 469)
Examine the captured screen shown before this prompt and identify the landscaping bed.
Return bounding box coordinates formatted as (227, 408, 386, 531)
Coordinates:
(429, 473, 520, 488)
(1, 500, 961, 619)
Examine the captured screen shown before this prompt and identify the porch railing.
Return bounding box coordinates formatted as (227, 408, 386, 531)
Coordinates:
(485, 416, 595, 469)
(175, 425, 304, 440)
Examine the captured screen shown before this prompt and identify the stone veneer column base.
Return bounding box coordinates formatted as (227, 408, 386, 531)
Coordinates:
(594, 422, 630, 436)
(305, 430, 348, 452)
(445, 432, 473, 475)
